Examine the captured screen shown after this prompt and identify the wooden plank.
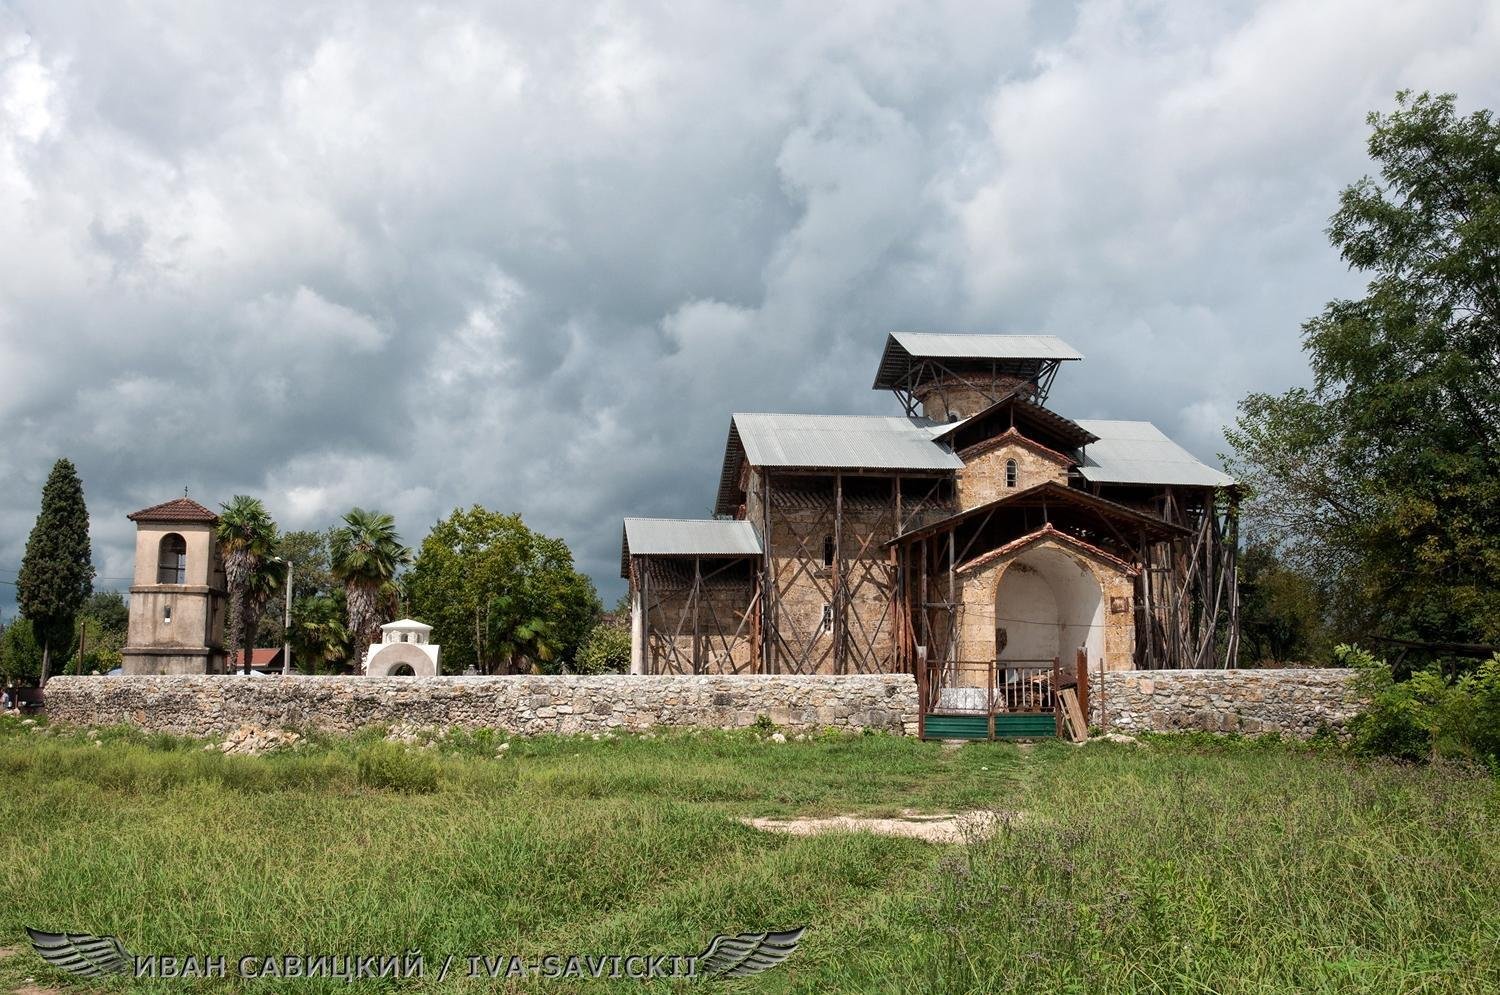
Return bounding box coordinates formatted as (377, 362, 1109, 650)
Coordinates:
(1059, 688, 1088, 743)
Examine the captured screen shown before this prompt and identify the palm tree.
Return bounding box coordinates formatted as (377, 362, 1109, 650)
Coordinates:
(216, 496, 278, 674)
(330, 508, 411, 669)
(289, 594, 350, 674)
(487, 590, 562, 674)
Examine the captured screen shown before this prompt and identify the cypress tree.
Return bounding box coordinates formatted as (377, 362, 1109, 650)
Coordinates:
(17, 458, 94, 685)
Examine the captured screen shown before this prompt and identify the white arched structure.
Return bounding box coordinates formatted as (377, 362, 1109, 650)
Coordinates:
(993, 544, 1104, 674)
(365, 618, 440, 677)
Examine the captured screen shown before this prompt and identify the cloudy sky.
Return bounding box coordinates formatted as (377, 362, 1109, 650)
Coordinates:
(2, 0, 1498, 615)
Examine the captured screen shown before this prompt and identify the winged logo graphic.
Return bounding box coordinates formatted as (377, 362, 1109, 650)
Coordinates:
(25, 927, 132, 978)
(695, 926, 806, 978)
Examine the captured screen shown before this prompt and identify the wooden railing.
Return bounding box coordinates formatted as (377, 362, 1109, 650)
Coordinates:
(919, 656, 1061, 715)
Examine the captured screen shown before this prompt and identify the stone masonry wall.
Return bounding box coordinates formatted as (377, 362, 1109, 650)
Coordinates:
(43, 674, 919, 738)
(956, 439, 1069, 510)
(1093, 668, 1363, 737)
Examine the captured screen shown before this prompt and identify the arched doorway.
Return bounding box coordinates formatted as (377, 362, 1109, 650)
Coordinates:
(994, 544, 1104, 682)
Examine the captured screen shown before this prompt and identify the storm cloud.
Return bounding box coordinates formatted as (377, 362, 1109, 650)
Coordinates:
(2, 0, 1498, 611)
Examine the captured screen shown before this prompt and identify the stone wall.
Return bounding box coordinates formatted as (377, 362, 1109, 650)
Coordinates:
(955, 436, 1070, 510)
(1093, 668, 1363, 737)
(43, 674, 920, 738)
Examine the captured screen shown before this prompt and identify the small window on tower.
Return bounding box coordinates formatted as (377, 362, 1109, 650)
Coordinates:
(1005, 459, 1018, 488)
(821, 603, 833, 632)
(822, 536, 834, 566)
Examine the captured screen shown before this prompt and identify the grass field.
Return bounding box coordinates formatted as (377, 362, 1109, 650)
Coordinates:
(0, 717, 1495, 994)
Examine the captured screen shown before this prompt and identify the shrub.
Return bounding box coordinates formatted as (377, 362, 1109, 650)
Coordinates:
(572, 624, 631, 674)
(1346, 645, 1500, 767)
(356, 741, 439, 793)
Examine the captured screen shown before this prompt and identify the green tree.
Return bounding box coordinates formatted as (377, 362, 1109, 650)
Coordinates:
(80, 591, 129, 635)
(72, 591, 129, 674)
(255, 529, 338, 648)
(1236, 545, 1328, 666)
(405, 506, 601, 674)
(287, 593, 351, 674)
(1226, 92, 1500, 651)
(331, 508, 411, 667)
(573, 623, 631, 674)
(16, 458, 94, 685)
(0, 618, 43, 685)
(216, 496, 279, 674)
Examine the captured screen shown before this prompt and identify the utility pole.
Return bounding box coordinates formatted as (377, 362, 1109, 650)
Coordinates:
(273, 557, 294, 676)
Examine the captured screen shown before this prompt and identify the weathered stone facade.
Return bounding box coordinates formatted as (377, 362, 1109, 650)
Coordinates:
(43, 674, 920, 738)
(1093, 668, 1363, 737)
(644, 573, 758, 673)
(760, 472, 903, 675)
(948, 528, 1137, 677)
(916, 375, 1035, 421)
(955, 434, 1070, 510)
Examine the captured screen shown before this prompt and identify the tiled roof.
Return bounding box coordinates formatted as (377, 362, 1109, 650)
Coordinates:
(127, 497, 219, 523)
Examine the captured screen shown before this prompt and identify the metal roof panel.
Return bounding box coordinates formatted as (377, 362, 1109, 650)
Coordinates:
(732, 412, 966, 471)
(1074, 420, 1235, 487)
(622, 518, 763, 558)
(888, 332, 1083, 361)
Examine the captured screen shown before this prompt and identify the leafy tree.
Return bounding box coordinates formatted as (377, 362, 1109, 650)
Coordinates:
(255, 529, 338, 648)
(0, 618, 43, 685)
(1236, 545, 1328, 666)
(1226, 92, 1500, 651)
(573, 624, 631, 674)
(288, 593, 350, 674)
(80, 591, 129, 635)
(331, 508, 411, 667)
(216, 496, 279, 674)
(405, 506, 601, 674)
(70, 591, 129, 674)
(16, 458, 94, 685)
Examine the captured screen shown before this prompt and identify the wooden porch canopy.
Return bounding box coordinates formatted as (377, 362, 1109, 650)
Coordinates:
(930, 391, 1098, 456)
(888, 481, 1189, 567)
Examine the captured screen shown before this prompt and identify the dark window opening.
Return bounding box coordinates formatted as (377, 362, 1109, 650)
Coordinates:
(157, 533, 187, 584)
(1005, 459, 1018, 489)
(821, 603, 833, 632)
(822, 536, 835, 566)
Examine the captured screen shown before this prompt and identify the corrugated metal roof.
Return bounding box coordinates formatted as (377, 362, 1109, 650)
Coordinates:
(623, 518, 763, 559)
(889, 332, 1083, 361)
(1074, 420, 1235, 487)
(733, 413, 967, 471)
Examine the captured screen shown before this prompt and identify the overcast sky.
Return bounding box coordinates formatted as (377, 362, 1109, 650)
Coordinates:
(2, 0, 1498, 616)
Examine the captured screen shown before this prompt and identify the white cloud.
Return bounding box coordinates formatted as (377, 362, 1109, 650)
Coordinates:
(1, 0, 1497, 611)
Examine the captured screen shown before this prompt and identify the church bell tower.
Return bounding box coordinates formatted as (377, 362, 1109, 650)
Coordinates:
(120, 497, 229, 675)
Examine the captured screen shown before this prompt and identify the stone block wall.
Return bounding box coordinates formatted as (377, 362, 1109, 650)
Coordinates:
(956, 437, 1069, 510)
(43, 674, 920, 739)
(644, 579, 758, 674)
(1093, 668, 1363, 737)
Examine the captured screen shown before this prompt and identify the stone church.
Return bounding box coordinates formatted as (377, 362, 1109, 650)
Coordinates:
(621, 332, 1239, 701)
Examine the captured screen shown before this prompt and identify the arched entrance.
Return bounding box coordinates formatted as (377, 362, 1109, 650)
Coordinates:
(994, 544, 1104, 681)
(366, 642, 438, 677)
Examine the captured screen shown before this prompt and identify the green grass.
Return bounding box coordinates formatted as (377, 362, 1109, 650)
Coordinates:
(0, 717, 1494, 994)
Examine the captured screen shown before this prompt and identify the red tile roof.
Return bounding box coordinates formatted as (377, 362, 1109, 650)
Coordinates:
(127, 497, 219, 524)
(234, 648, 284, 669)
